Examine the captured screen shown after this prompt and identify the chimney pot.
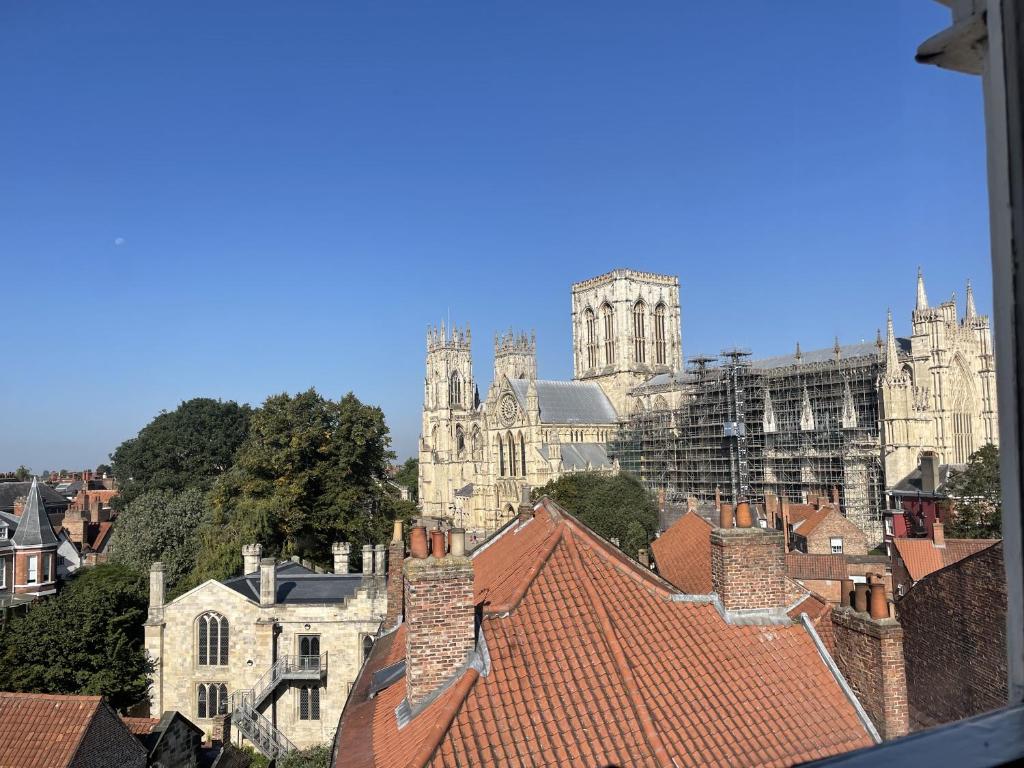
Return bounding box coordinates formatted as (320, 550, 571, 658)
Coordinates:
(853, 582, 870, 613)
(714, 485, 722, 511)
(449, 528, 466, 557)
(392, 519, 404, 543)
(869, 581, 889, 619)
(719, 503, 734, 529)
(638, 548, 650, 567)
(932, 521, 945, 548)
(430, 528, 446, 558)
(840, 578, 854, 608)
(410, 526, 429, 559)
(735, 500, 753, 529)
(518, 486, 533, 523)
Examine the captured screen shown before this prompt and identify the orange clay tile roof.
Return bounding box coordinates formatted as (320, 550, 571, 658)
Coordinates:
(650, 510, 713, 594)
(0, 692, 103, 768)
(121, 716, 160, 736)
(334, 499, 875, 768)
(787, 553, 849, 581)
(787, 504, 833, 538)
(893, 537, 999, 582)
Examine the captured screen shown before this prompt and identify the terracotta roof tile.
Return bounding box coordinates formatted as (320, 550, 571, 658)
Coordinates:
(0, 692, 102, 768)
(786, 553, 849, 581)
(893, 537, 999, 582)
(334, 500, 874, 768)
(650, 511, 713, 594)
(120, 716, 159, 736)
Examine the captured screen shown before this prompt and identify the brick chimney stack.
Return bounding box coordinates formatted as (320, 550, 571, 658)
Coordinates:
(385, 521, 405, 628)
(830, 580, 908, 740)
(332, 542, 351, 574)
(243, 544, 262, 575)
(710, 510, 787, 612)
(404, 522, 476, 711)
(12, 496, 26, 518)
(259, 557, 277, 608)
(932, 521, 946, 548)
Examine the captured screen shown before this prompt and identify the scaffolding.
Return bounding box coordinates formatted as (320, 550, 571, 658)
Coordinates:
(611, 343, 887, 537)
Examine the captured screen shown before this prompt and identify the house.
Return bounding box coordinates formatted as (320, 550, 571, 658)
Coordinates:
(649, 509, 713, 593)
(884, 451, 962, 551)
(331, 496, 910, 768)
(0, 479, 61, 609)
(786, 553, 849, 603)
(0, 692, 148, 768)
(145, 536, 393, 760)
(890, 521, 998, 597)
(895, 541, 1005, 731)
(764, 492, 869, 556)
(123, 710, 206, 768)
(0, 479, 70, 530)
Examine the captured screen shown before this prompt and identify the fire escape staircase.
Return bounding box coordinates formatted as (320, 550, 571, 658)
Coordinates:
(230, 653, 328, 760)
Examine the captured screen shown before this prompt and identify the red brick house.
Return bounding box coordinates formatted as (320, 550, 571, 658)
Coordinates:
(0, 692, 148, 768)
(332, 497, 887, 767)
(895, 541, 1005, 730)
(0, 479, 60, 608)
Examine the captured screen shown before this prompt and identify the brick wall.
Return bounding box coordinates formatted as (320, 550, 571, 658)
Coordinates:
(404, 554, 475, 708)
(830, 606, 908, 740)
(897, 542, 1006, 729)
(806, 512, 868, 556)
(385, 538, 404, 628)
(710, 528, 786, 611)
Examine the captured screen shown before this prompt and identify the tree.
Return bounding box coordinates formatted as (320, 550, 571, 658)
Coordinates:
(946, 443, 1002, 539)
(95, 463, 112, 476)
(110, 488, 208, 592)
(109, 398, 252, 507)
(394, 458, 419, 502)
(279, 745, 332, 768)
(190, 389, 401, 584)
(532, 473, 658, 557)
(13, 465, 31, 481)
(0, 564, 151, 710)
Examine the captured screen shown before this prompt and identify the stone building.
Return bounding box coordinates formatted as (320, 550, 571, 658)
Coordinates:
(144, 542, 387, 759)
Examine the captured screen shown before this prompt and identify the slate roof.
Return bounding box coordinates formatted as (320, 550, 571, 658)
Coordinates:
(538, 442, 613, 470)
(893, 537, 999, 582)
(333, 499, 876, 768)
(508, 379, 618, 424)
(0, 481, 69, 511)
(650, 510, 713, 594)
(10, 479, 60, 549)
(0, 693, 146, 768)
(222, 560, 367, 604)
(787, 553, 849, 581)
(889, 463, 965, 497)
(750, 339, 905, 370)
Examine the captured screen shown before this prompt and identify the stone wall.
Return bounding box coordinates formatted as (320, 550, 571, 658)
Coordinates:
(897, 542, 1006, 729)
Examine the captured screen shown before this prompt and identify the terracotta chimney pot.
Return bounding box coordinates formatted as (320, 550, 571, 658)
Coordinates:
(869, 582, 889, 619)
(735, 501, 753, 529)
(840, 578, 854, 608)
(449, 528, 466, 557)
(392, 519, 404, 543)
(719, 503, 734, 530)
(854, 582, 870, 613)
(410, 526, 429, 559)
(430, 528, 446, 558)
(714, 485, 722, 511)
(933, 521, 945, 548)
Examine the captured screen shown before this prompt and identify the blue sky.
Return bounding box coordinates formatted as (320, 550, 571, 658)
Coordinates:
(1, 2, 989, 470)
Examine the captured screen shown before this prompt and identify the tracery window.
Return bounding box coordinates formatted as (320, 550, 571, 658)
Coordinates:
(197, 612, 229, 666)
(455, 425, 465, 456)
(602, 303, 615, 365)
(519, 432, 526, 476)
(196, 683, 228, 719)
(506, 432, 517, 476)
(633, 301, 646, 363)
(449, 371, 462, 408)
(498, 436, 506, 476)
(299, 686, 321, 720)
(654, 303, 667, 365)
(584, 308, 597, 369)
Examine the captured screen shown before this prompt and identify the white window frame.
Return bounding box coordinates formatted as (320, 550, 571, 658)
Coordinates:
(0, 558, 6, 589)
(830, 537, 844, 554)
(0, 526, 7, 540)
(27, 555, 38, 584)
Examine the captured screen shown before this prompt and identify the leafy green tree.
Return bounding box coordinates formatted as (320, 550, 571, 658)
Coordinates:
(13, 465, 31, 481)
(532, 473, 658, 557)
(0, 564, 151, 710)
(110, 487, 207, 592)
(394, 457, 419, 502)
(109, 398, 252, 507)
(95, 463, 112, 476)
(279, 744, 332, 768)
(190, 389, 400, 583)
(946, 443, 1002, 539)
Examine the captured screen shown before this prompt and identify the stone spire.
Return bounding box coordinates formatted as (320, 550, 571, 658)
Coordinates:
(833, 336, 842, 362)
(799, 387, 815, 432)
(965, 280, 977, 319)
(11, 478, 59, 548)
(762, 388, 777, 434)
(916, 266, 929, 311)
(885, 310, 901, 377)
(841, 381, 858, 429)
(794, 341, 802, 363)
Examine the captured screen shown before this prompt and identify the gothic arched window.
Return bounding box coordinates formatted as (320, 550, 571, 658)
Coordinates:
(196, 683, 228, 719)
(633, 301, 646, 364)
(449, 371, 462, 408)
(519, 432, 526, 476)
(584, 308, 598, 369)
(498, 436, 506, 476)
(654, 303, 667, 365)
(471, 427, 482, 460)
(601, 303, 615, 365)
(197, 612, 229, 666)
(506, 432, 517, 476)
(455, 425, 465, 456)
(299, 685, 321, 720)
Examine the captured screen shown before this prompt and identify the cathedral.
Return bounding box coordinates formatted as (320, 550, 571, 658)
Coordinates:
(418, 268, 997, 543)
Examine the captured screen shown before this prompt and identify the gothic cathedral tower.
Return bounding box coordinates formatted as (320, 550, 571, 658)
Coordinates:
(570, 269, 683, 415)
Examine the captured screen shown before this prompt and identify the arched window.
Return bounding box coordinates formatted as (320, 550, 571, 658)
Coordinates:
(498, 436, 506, 476)
(633, 301, 646, 363)
(654, 303, 667, 365)
(455, 425, 465, 456)
(299, 686, 321, 721)
(506, 432, 517, 476)
(362, 634, 373, 663)
(449, 371, 462, 408)
(471, 427, 482, 460)
(197, 612, 229, 666)
(196, 683, 228, 719)
(584, 308, 598, 369)
(519, 432, 526, 476)
(601, 303, 615, 365)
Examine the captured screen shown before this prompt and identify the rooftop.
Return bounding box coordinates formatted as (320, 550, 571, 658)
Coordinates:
(508, 379, 618, 425)
(222, 560, 367, 604)
(333, 499, 876, 768)
(893, 536, 1000, 582)
(650, 510, 713, 594)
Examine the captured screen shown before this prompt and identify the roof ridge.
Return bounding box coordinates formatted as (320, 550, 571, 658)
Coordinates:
(563, 528, 674, 768)
(482, 522, 565, 616)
